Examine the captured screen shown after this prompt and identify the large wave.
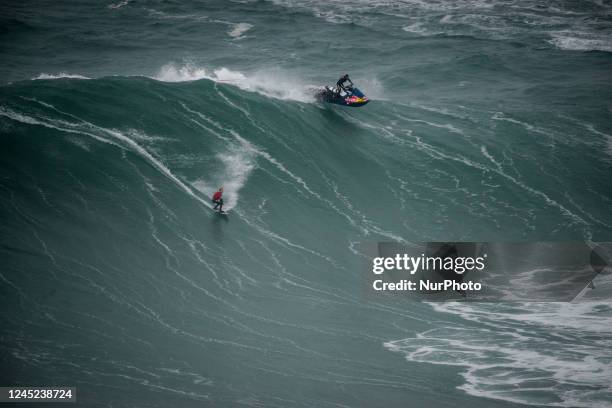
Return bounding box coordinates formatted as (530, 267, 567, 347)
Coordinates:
(1, 68, 611, 407)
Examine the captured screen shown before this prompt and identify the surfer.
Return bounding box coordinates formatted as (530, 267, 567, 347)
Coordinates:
(336, 74, 353, 94)
(212, 187, 224, 213)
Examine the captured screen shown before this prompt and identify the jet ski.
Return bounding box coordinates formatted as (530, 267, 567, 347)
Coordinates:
(316, 85, 370, 107)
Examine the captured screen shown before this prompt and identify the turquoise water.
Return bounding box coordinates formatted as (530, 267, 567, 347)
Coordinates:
(1, 0, 612, 406)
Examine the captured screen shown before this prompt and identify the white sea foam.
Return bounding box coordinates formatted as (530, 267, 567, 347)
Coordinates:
(192, 146, 255, 211)
(355, 76, 385, 100)
(108, 0, 129, 9)
(550, 34, 612, 52)
(153, 63, 314, 102)
(402, 22, 428, 34)
(216, 150, 255, 210)
(385, 301, 612, 407)
(272, 0, 611, 47)
(153, 64, 209, 82)
(32, 73, 90, 80)
(228, 23, 253, 39)
(145, 8, 207, 21)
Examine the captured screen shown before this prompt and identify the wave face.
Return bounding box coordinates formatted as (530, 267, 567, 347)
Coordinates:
(1, 0, 612, 407)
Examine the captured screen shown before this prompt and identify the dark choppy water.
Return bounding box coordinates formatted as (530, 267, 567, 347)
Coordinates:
(1, 0, 612, 406)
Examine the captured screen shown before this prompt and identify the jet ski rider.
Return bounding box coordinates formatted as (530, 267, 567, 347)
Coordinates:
(336, 74, 353, 95)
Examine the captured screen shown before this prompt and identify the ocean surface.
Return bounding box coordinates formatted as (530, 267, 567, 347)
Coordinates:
(1, 0, 612, 407)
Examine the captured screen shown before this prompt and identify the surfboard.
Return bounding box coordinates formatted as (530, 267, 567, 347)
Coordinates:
(210, 206, 228, 216)
(215, 208, 229, 216)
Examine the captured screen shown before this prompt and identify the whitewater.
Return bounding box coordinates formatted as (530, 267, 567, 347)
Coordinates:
(1, 0, 611, 407)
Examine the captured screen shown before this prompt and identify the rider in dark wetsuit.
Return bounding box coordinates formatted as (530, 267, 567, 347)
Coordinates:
(336, 74, 353, 94)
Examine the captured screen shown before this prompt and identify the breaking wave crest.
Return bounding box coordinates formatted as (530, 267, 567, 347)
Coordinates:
(154, 63, 315, 102)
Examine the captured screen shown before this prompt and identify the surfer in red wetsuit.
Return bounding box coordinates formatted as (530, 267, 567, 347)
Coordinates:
(212, 187, 224, 212)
